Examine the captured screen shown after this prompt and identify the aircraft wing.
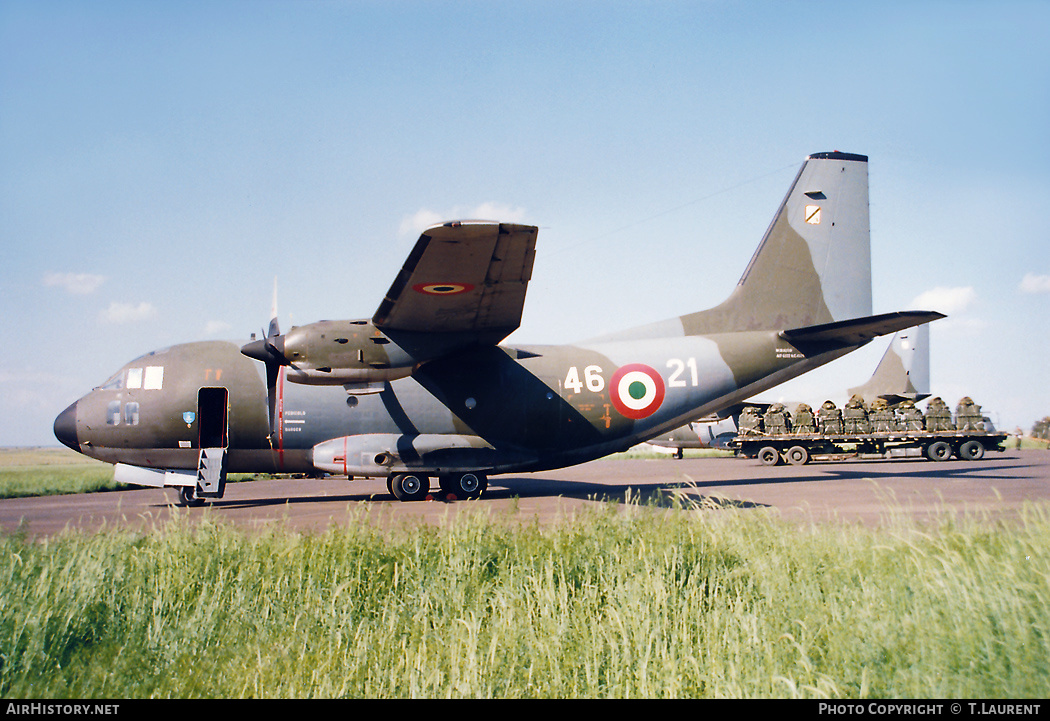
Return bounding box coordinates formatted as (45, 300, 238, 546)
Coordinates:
(373, 222, 538, 347)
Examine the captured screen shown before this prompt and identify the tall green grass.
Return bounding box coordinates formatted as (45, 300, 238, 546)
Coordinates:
(1, 500, 1047, 698)
(0, 448, 268, 499)
(0, 466, 122, 499)
(0, 448, 120, 499)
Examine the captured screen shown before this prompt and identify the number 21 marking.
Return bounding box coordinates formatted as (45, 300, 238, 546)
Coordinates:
(666, 358, 698, 388)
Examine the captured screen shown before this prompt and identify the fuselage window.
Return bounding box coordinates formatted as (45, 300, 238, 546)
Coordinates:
(106, 401, 121, 425)
(124, 402, 140, 426)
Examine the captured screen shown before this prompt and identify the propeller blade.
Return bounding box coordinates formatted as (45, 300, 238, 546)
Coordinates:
(267, 277, 280, 339)
(240, 277, 286, 444)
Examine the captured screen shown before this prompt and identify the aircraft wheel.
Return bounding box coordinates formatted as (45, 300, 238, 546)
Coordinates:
(758, 446, 782, 466)
(389, 473, 430, 502)
(958, 440, 986, 461)
(786, 445, 809, 465)
(178, 485, 206, 507)
(925, 441, 953, 462)
(439, 472, 488, 500)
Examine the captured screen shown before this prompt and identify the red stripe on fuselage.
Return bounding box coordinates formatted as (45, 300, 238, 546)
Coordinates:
(278, 365, 286, 470)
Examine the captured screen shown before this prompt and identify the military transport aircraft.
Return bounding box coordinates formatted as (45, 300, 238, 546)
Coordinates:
(54, 151, 944, 505)
(647, 322, 933, 454)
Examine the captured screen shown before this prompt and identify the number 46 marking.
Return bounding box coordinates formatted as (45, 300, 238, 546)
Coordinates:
(564, 365, 605, 394)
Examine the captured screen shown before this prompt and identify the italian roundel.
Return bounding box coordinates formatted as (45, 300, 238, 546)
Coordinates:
(412, 283, 475, 295)
(610, 364, 665, 420)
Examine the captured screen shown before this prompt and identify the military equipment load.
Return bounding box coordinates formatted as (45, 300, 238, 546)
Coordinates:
(731, 396, 1006, 466)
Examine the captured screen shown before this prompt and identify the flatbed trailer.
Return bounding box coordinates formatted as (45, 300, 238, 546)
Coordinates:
(731, 430, 1008, 466)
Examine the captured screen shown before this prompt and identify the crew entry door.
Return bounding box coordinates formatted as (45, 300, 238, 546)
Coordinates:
(197, 387, 229, 497)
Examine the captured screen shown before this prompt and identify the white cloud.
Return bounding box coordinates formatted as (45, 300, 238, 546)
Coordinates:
(43, 272, 106, 295)
(398, 203, 529, 236)
(100, 301, 157, 324)
(1020, 273, 1050, 294)
(398, 209, 446, 237)
(470, 202, 529, 224)
(909, 286, 977, 315)
(204, 320, 232, 337)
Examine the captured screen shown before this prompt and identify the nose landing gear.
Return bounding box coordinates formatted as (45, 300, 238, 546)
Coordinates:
(178, 485, 206, 507)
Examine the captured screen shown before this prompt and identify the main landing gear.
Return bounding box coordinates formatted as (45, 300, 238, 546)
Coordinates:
(386, 472, 488, 502)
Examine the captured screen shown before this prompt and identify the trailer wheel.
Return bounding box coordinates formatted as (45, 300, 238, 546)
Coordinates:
(925, 441, 952, 462)
(958, 440, 986, 461)
(758, 446, 782, 466)
(786, 445, 809, 465)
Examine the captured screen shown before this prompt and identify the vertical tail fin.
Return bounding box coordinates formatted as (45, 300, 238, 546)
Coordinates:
(848, 322, 931, 403)
(682, 151, 872, 335)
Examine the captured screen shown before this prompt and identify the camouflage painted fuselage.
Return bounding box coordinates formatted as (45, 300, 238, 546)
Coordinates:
(64, 328, 855, 477)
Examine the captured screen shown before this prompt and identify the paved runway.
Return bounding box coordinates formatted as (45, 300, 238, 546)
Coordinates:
(2, 450, 1049, 537)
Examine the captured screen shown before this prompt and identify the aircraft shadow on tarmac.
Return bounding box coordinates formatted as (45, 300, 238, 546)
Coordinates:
(154, 457, 1029, 513)
(489, 477, 768, 510)
(163, 476, 769, 512)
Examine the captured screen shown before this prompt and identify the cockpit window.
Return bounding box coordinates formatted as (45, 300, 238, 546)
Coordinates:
(124, 402, 140, 425)
(98, 372, 123, 391)
(126, 368, 143, 389)
(95, 360, 165, 392)
(144, 366, 164, 390)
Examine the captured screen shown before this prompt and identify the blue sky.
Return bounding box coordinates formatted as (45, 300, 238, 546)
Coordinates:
(2, 0, 1048, 446)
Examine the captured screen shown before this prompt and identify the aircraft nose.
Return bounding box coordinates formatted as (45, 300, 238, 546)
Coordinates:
(54, 401, 79, 451)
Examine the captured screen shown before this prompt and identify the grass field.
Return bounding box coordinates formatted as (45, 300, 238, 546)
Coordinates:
(0, 448, 269, 499)
(2, 445, 1048, 698)
(1, 498, 1048, 698)
(0, 448, 124, 499)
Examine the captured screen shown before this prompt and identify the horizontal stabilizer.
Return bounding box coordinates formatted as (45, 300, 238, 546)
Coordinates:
(780, 311, 945, 353)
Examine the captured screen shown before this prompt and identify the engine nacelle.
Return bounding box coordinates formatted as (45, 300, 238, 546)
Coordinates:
(279, 319, 415, 385)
